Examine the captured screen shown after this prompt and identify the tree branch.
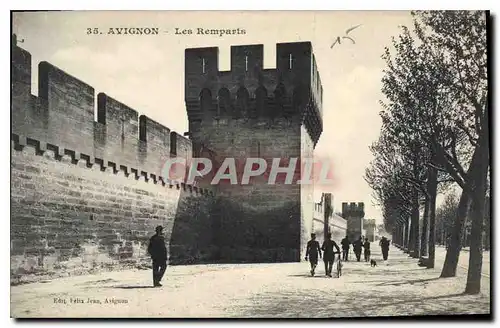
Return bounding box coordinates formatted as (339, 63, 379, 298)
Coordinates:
(456, 120, 478, 147)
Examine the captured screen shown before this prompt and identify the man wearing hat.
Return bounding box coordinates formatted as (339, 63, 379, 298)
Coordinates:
(147, 225, 168, 287)
(321, 232, 341, 277)
(305, 233, 322, 276)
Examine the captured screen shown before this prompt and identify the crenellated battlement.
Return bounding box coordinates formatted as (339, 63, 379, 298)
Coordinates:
(11, 35, 210, 197)
(184, 42, 323, 145)
(342, 201, 365, 241)
(11, 133, 214, 196)
(341, 202, 365, 218)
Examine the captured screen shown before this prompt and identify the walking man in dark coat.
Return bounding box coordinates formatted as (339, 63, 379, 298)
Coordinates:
(305, 233, 322, 276)
(353, 236, 363, 262)
(148, 225, 168, 287)
(321, 232, 341, 277)
(380, 236, 390, 261)
(363, 237, 371, 262)
(341, 235, 350, 261)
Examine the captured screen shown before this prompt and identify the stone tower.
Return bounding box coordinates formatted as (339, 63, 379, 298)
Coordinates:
(342, 202, 365, 241)
(184, 42, 323, 262)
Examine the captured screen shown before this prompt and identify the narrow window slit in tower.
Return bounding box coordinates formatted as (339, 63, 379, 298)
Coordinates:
(289, 54, 293, 70)
(245, 55, 248, 72)
(202, 58, 206, 74)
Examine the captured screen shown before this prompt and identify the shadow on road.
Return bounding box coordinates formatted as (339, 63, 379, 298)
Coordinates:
(384, 268, 427, 273)
(107, 285, 156, 289)
(287, 274, 332, 278)
(76, 278, 119, 287)
(373, 277, 441, 287)
(228, 250, 491, 318)
(358, 292, 467, 311)
(230, 287, 487, 318)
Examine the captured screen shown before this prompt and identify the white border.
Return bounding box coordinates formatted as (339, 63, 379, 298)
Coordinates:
(6, 0, 499, 10)
(3, 1, 497, 328)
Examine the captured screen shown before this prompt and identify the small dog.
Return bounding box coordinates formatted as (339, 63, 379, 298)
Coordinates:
(418, 258, 429, 267)
(370, 259, 377, 267)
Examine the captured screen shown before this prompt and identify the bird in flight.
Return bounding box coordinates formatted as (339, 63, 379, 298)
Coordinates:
(331, 24, 362, 48)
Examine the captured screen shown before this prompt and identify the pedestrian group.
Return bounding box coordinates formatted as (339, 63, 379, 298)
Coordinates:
(147, 226, 392, 287)
(305, 233, 391, 277)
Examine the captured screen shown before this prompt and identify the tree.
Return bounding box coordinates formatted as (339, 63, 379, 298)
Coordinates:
(412, 11, 489, 294)
(365, 133, 416, 252)
(483, 196, 490, 250)
(435, 193, 460, 246)
(377, 11, 488, 293)
(378, 25, 451, 263)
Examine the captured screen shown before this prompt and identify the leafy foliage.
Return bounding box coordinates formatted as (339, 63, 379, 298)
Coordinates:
(366, 11, 487, 235)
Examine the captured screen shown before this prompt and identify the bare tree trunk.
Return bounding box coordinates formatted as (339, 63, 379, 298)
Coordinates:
(465, 135, 489, 294)
(440, 190, 470, 277)
(405, 219, 410, 252)
(397, 224, 402, 248)
(420, 195, 429, 257)
(403, 218, 410, 252)
(394, 225, 398, 247)
(399, 223, 404, 247)
(409, 189, 420, 258)
(402, 223, 405, 250)
(401, 223, 405, 247)
(400, 225, 403, 249)
(399, 223, 402, 248)
(465, 192, 485, 294)
(483, 198, 490, 250)
(427, 163, 438, 268)
(462, 221, 467, 247)
(400, 224, 403, 247)
(439, 137, 484, 277)
(402, 223, 405, 248)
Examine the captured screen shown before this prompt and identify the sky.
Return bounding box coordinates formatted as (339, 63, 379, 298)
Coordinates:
(12, 11, 417, 224)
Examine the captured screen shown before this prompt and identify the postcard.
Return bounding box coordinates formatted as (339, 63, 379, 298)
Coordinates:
(10, 10, 490, 318)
